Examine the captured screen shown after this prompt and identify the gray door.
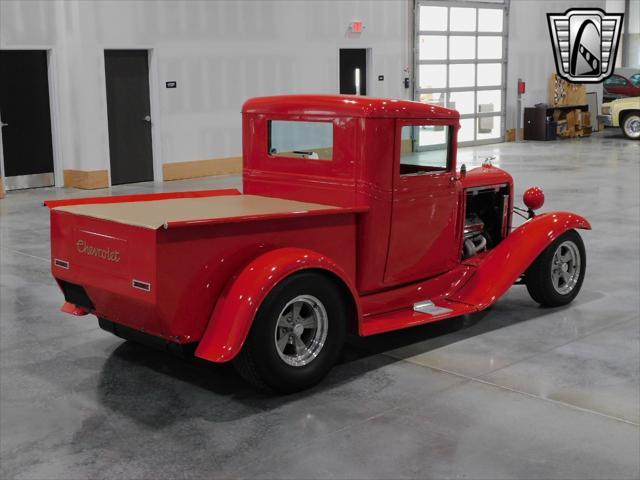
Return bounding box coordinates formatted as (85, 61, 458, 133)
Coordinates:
(104, 50, 154, 185)
(0, 50, 55, 190)
(339, 49, 367, 95)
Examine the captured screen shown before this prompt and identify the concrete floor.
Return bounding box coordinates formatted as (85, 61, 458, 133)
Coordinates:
(1, 129, 638, 479)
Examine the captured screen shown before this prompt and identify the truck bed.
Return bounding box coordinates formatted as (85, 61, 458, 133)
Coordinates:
(53, 194, 354, 230)
(48, 188, 363, 343)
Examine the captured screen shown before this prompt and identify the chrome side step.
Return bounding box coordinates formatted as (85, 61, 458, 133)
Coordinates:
(413, 300, 453, 316)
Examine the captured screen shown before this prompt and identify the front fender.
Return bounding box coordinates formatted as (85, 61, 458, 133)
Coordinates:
(450, 212, 591, 309)
(194, 248, 359, 363)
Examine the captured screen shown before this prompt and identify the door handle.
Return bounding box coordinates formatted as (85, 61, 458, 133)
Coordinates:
(143, 115, 151, 123)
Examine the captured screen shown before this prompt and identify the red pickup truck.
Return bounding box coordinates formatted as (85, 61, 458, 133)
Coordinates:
(47, 95, 590, 392)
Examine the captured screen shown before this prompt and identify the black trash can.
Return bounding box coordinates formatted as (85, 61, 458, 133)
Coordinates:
(545, 120, 557, 140)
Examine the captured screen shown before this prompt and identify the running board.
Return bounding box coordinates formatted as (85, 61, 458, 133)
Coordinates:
(360, 298, 476, 336)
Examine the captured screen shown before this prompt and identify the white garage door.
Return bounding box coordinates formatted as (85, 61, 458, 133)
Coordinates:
(415, 1, 508, 147)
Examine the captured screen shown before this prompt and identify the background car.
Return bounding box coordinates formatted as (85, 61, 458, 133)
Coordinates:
(599, 96, 640, 139)
(603, 72, 640, 101)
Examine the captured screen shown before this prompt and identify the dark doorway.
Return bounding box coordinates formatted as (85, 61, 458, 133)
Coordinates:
(339, 49, 367, 95)
(0, 50, 55, 190)
(104, 50, 154, 185)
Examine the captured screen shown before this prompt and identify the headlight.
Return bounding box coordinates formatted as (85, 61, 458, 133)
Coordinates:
(602, 105, 611, 115)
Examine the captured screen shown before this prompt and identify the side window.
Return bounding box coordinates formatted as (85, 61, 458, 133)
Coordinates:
(268, 120, 333, 160)
(605, 75, 628, 87)
(630, 73, 640, 87)
(400, 125, 450, 175)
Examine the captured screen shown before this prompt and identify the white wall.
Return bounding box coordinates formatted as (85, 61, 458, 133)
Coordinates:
(630, 0, 640, 66)
(1, 0, 633, 181)
(607, 0, 640, 67)
(0, 0, 411, 180)
(505, 0, 606, 129)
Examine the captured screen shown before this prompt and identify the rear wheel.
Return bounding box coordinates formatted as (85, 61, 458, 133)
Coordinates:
(621, 111, 640, 140)
(525, 230, 586, 307)
(234, 271, 346, 393)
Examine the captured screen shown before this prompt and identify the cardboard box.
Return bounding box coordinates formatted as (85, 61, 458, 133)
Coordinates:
(577, 126, 592, 137)
(575, 109, 587, 127)
(556, 120, 568, 135)
(566, 111, 576, 130)
(505, 128, 524, 142)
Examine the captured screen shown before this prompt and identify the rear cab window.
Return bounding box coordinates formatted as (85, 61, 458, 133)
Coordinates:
(268, 120, 333, 160)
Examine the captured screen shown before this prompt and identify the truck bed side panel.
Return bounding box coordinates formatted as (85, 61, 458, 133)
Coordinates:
(156, 213, 358, 343)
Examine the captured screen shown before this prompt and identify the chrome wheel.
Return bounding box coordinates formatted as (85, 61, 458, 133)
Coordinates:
(274, 294, 328, 367)
(551, 240, 581, 295)
(623, 115, 640, 139)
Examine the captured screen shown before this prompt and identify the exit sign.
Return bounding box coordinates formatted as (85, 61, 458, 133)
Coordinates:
(349, 21, 363, 33)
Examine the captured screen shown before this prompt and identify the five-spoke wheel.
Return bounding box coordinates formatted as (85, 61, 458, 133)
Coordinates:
(234, 272, 346, 393)
(526, 229, 586, 307)
(550, 240, 581, 295)
(274, 295, 329, 367)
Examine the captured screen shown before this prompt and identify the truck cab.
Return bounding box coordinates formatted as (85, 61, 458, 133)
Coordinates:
(48, 95, 590, 393)
(242, 95, 512, 292)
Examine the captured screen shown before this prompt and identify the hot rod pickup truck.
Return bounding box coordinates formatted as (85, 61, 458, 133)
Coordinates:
(47, 95, 590, 392)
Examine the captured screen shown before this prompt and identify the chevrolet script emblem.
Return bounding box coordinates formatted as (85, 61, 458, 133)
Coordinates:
(76, 239, 121, 263)
(547, 8, 623, 83)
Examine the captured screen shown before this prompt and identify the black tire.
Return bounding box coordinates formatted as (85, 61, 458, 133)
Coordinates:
(525, 229, 586, 307)
(233, 271, 347, 393)
(621, 111, 640, 140)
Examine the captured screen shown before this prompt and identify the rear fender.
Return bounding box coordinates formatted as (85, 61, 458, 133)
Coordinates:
(451, 212, 591, 309)
(194, 248, 359, 363)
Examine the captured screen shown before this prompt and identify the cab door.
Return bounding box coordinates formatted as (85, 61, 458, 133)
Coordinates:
(384, 119, 461, 285)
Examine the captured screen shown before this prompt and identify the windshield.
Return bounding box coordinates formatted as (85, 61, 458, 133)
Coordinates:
(630, 74, 640, 87)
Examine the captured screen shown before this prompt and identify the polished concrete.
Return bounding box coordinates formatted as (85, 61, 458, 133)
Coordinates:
(1, 129, 638, 479)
